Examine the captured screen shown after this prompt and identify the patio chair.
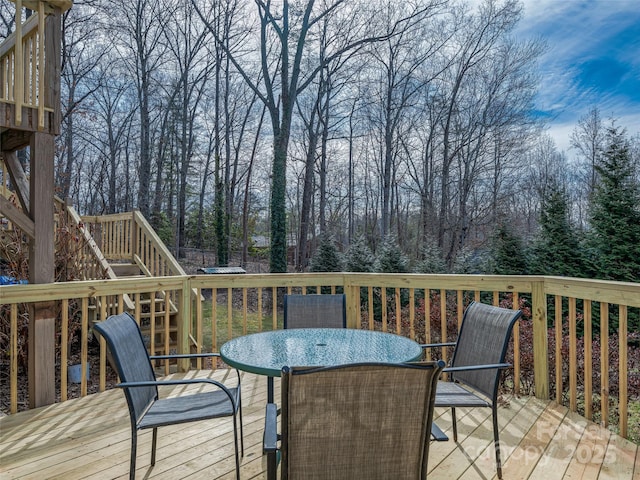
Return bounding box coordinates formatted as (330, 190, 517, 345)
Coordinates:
(423, 301, 522, 479)
(283, 293, 346, 329)
(264, 361, 445, 480)
(93, 312, 243, 480)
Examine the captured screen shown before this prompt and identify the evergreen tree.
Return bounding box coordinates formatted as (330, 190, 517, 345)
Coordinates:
(452, 246, 487, 274)
(489, 223, 529, 275)
(374, 235, 410, 273)
(344, 236, 375, 272)
(309, 236, 343, 272)
(587, 126, 640, 282)
(530, 181, 585, 277)
(414, 237, 447, 273)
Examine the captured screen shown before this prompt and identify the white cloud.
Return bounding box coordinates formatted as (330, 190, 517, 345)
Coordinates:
(514, 0, 640, 155)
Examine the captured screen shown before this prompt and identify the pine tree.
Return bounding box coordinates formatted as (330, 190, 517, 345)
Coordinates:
(344, 236, 375, 272)
(452, 246, 487, 274)
(530, 181, 585, 277)
(414, 237, 447, 273)
(489, 223, 529, 275)
(374, 235, 410, 273)
(309, 236, 343, 272)
(587, 126, 640, 282)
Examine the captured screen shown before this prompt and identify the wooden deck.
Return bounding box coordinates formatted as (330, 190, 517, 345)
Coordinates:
(1, 370, 638, 480)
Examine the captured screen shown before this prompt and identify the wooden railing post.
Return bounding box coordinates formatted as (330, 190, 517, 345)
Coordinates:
(178, 277, 192, 372)
(531, 278, 549, 399)
(343, 274, 358, 329)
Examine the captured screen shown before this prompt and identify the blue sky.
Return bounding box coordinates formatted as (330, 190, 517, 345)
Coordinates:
(514, 0, 640, 153)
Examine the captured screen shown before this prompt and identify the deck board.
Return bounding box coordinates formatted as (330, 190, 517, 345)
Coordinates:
(1, 370, 637, 480)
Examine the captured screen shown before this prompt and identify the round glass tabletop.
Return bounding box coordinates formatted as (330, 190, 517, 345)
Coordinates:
(220, 328, 423, 377)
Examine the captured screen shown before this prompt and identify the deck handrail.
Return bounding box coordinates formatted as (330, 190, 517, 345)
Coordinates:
(1, 273, 637, 440)
(80, 211, 188, 277)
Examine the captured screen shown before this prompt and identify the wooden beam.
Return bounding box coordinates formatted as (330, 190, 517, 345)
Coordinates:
(1, 150, 30, 212)
(28, 131, 56, 408)
(14, 0, 73, 12)
(0, 104, 55, 136)
(0, 195, 35, 238)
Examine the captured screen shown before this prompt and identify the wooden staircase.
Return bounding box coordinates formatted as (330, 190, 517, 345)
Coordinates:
(76, 211, 188, 356)
(106, 261, 180, 356)
(0, 1, 189, 363)
(0, 188, 186, 356)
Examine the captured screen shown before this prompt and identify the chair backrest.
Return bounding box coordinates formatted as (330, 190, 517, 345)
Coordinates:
(93, 312, 157, 425)
(450, 302, 522, 401)
(283, 294, 346, 329)
(280, 361, 444, 480)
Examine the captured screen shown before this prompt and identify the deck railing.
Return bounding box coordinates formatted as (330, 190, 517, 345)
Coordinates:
(81, 211, 187, 278)
(0, 273, 638, 440)
(0, 0, 70, 133)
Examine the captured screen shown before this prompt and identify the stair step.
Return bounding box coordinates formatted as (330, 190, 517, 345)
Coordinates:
(110, 263, 142, 276)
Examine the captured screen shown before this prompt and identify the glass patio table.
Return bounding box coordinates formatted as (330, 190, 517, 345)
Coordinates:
(220, 328, 424, 403)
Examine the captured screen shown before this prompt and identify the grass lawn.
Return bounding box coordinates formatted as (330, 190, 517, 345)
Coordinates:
(196, 302, 282, 351)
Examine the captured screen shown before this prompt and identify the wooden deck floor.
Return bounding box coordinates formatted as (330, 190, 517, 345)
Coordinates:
(1, 369, 638, 480)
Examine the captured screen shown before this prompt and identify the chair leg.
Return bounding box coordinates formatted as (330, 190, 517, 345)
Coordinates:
(492, 405, 502, 479)
(239, 398, 245, 457)
(151, 428, 158, 466)
(451, 407, 458, 442)
(232, 415, 241, 480)
(130, 427, 137, 480)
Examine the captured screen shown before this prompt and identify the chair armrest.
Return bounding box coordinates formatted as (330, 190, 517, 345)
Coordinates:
(420, 342, 456, 349)
(117, 378, 239, 406)
(263, 403, 279, 453)
(443, 362, 511, 373)
(149, 352, 221, 360)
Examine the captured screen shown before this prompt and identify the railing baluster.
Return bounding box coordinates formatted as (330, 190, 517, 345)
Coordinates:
(513, 292, 520, 395)
(242, 288, 248, 336)
(258, 287, 263, 332)
(81, 297, 88, 397)
(440, 289, 447, 366)
(424, 289, 431, 361)
(600, 302, 609, 427)
(368, 286, 374, 330)
(164, 295, 170, 375)
(381, 287, 387, 332)
(569, 296, 577, 412)
(10, 304, 18, 413)
(409, 288, 415, 340)
(584, 300, 592, 420)
(395, 287, 401, 334)
(555, 295, 562, 404)
(61, 299, 68, 401)
(619, 305, 628, 438)
(196, 288, 202, 369)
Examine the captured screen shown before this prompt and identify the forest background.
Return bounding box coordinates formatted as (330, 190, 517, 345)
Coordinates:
(1, 0, 639, 285)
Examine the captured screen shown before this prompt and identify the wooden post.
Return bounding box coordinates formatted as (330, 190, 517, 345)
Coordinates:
(178, 277, 191, 372)
(532, 279, 549, 400)
(28, 131, 56, 407)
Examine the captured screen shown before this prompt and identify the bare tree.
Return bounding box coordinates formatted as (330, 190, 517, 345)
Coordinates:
(570, 106, 605, 224)
(56, 3, 109, 201)
(111, 0, 175, 217)
(193, 0, 436, 271)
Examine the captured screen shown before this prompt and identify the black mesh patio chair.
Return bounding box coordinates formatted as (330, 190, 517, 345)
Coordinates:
(423, 301, 522, 479)
(93, 312, 243, 480)
(283, 293, 346, 329)
(264, 361, 445, 480)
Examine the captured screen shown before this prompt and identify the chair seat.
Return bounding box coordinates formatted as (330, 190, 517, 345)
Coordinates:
(139, 387, 239, 429)
(435, 382, 490, 408)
